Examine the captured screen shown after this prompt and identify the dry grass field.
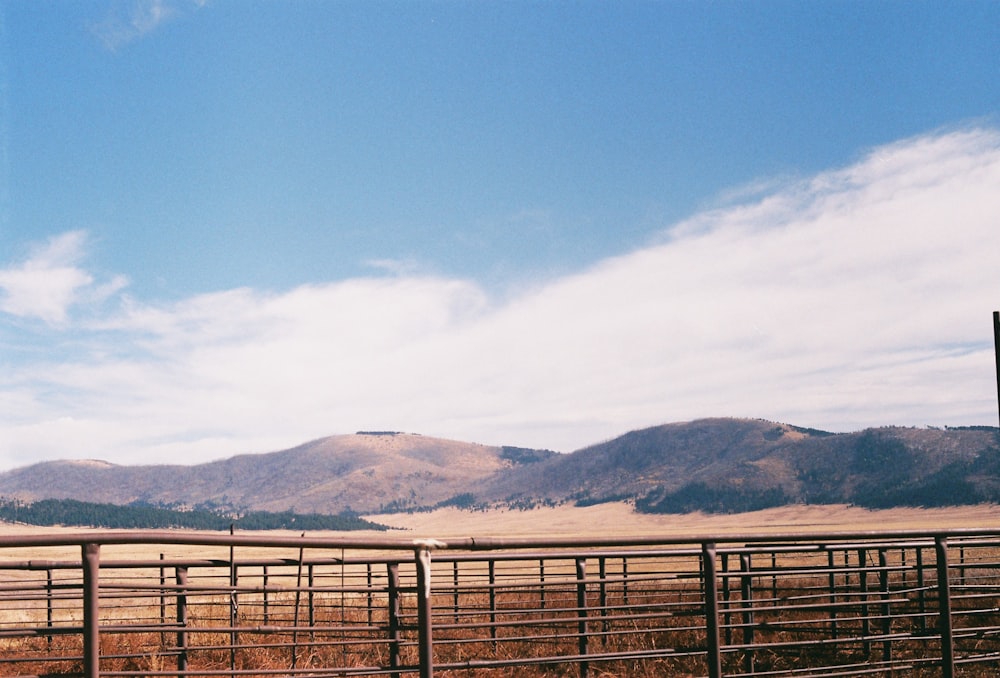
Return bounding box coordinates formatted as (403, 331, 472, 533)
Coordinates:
(368, 502, 1000, 538)
(0, 502, 998, 561)
(2, 504, 1000, 676)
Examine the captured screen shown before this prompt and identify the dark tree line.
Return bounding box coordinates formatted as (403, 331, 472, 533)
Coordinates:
(0, 498, 387, 531)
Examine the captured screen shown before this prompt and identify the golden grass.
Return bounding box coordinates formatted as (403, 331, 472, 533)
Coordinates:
(1, 502, 999, 563)
(367, 502, 1000, 539)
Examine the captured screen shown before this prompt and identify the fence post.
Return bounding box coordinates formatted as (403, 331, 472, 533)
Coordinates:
(702, 542, 723, 678)
(879, 549, 892, 663)
(229, 525, 237, 672)
(740, 553, 754, 676)
(488, 558, 497, 646)
(857, 548, 871, 657)
(599, 556, 608, 640)
(453, 561, 460, 623)
(175, 566, 189, 676)
(230, 562, 238, 671)
(367, 563, 374, 627)
(621, 556, 628, 608)
(308, 564, 316, 644)
(827, 549, 838, 639)
(539, 559, 546, 610)
(935, 537, 955, 678)
(721, 552, 732, 646)
(415, 546, 435, 678)
(262, 566, 270, 624)
(387, 563, 401, 678)
(917, 547, 927, 633)
(575, 557, 589, 678)
(46, 567, 54, 651)
(82, 543, 101, 678)
(159, 554, 166, 647)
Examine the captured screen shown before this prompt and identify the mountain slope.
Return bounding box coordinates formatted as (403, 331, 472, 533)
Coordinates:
(0, 420, 997, 515)
(0, 433, 556, 514)
(474, 419, 999, 512)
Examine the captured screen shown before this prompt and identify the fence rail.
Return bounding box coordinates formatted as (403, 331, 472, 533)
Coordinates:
(1, 529, 1000, 676)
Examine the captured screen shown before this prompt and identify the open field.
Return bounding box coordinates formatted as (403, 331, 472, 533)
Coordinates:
(0, 502, 998, 563)
(2, 505, 1000, 676)
(368, 502, 1000, 538)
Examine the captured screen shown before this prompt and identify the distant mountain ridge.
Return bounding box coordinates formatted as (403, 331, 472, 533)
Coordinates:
(0, 419, 998, 515)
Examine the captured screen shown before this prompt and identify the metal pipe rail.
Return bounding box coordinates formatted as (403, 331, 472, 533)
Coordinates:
(1, 529, 1000, 676)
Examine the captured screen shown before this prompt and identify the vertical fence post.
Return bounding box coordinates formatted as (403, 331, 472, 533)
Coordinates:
(82, 543, 101, 678)
(538, 559, 546, 610)
(159, 554, 166, 647)
(575, 557, 589, 678)
(387, 563, 401, 678)
(621, 557, 628, 608)
(175, 566, 189, 676)
(46, 567, 54, 651)
(827, 549, 838, 639)
(721, 552, 732, 646)
(488, 558, 497, 646)
(415, 547, 435, 678)
(917, 547, 927, 633)
(858, 548, 871, 657)
(935, 537, 955, 678)
(229, 525, 237, 672)
(367, 563, 374, 627)
(879, 549, 892, 663)
(452, 561, 460, 623)
(702, 542, 723, 678)
(262, 566, 270, 624)
(739, 553, 755, 676)
(230, 562, 238, 671)
(308, 564, 316, 644)
(599, 556, 608, 640)
(291, 541, 305, 669)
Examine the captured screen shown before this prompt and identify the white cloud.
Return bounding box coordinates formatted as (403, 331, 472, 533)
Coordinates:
(90, 0, 204, 51)
(0, 230, 127, 324)
(2, 127, 1000, 469)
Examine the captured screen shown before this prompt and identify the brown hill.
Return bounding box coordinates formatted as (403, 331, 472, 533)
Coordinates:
(0, 419, 997, 515)
(0, 433, 555, 514)
(475, 418, 1000, 512)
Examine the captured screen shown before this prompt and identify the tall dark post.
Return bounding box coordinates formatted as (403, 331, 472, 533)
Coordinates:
(993, 311, 1000, 430)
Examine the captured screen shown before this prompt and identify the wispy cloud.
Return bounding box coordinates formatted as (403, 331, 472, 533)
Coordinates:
(0, 231, 127, 325)
(90, 0, 202, 51)
(2, 127, 999, 469)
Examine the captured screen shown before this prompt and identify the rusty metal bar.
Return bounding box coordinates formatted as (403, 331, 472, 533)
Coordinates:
(175, 565, 189, 675)
(45, 566, 53, 650)
(2, 529, 1000, 677)
(575, 557, 589, 678)
(82, 542, 101, 678)
(415, 546, 434, 678)
(6, 526, 1000, 550)
(878, 548, 892, 664)
(598, 555, 608, 640)
(488, 558, 497, 646)
(739, 552, 755, 675)
(935, 536, 955, 678)
(702, 541, 722, 678)
(538, 558, 546, 610)
(387, 562, 401, 678)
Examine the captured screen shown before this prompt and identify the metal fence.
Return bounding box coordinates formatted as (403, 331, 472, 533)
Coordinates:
(1, 529, 1000, 676)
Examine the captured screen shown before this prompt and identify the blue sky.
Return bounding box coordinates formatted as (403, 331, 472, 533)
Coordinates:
(1, 1, 1000, 469)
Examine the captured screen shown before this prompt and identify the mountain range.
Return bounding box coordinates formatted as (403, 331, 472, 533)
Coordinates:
(1, 419, 998, 515)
